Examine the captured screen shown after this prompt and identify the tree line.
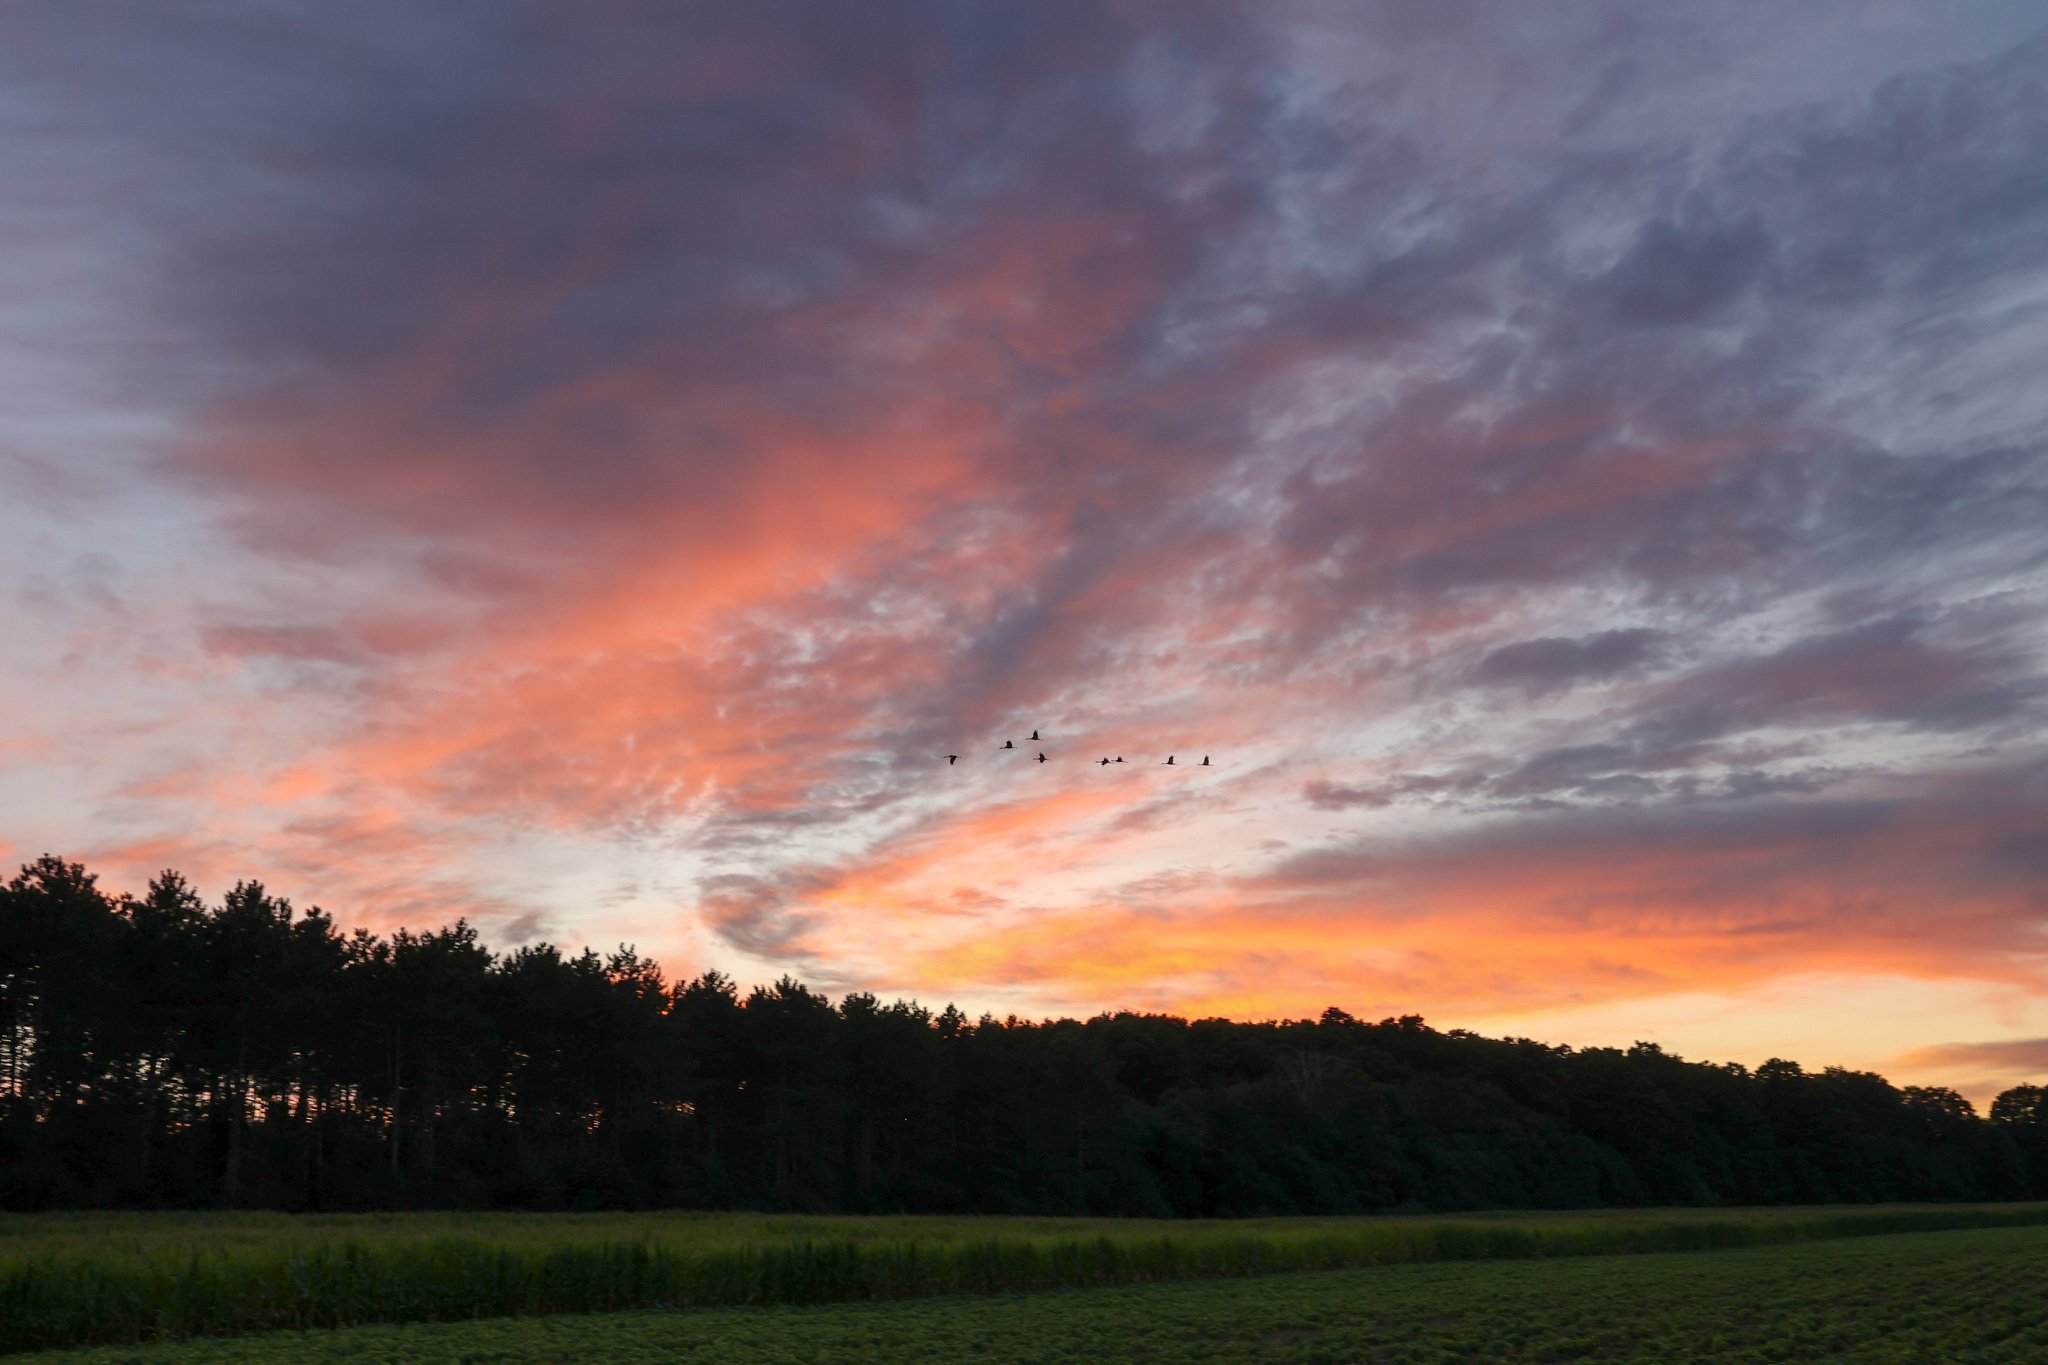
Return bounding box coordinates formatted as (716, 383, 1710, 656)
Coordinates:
(4, 855, 2045, 1213)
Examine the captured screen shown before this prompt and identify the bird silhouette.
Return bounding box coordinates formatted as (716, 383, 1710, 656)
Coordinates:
(1114, 756, 1125, 763)
(1001, 740, 1014, 749)
(1164, 755, 1175, 765)
(947, 755, 958, 765)
(1036, 752, 1047, 763)
(1200, 756, 1211, 766)
(1029, 729, 1040, 741)
(1099, 757, 1111, 766)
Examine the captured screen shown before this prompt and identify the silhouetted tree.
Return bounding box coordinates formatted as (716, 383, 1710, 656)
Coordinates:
(1, 855, 2040, 1214)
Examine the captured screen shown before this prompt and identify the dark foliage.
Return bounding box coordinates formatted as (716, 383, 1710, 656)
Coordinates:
(2, 856, 2040, 1213)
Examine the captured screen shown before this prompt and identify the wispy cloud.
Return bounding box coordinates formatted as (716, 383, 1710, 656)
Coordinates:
(0, 3, 2044, 1077)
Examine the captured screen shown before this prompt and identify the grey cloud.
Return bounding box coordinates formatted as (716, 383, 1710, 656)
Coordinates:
(697, 871, 822, 958)
(1267, 754, 2048, 939)
(1491, 744, 1663, 799)
(1597, 213, 1775, 326)
(1303, 779, 1393, 811)
(1264, 30, 2048, 635)
(1896, 1038, 2048, 1079)
(1473, 628, 1667, 694)
(1305, 772, 1481, 811)
(1717, 768, 1845, 801)
(1309, 744, 1855, 815)
(1637, 614, 2043, 744)
(1437, 595, 2044, 805)
(494, 909, 551, 944)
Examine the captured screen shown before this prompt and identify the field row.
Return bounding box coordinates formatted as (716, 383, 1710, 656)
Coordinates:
(2, 1204, 2045, 1353)
(23, 1223, 2048, 1363)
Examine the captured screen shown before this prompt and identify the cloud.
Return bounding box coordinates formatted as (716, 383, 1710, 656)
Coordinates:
(1304, 773, 1478, 811)
(0, 2, 2044, 1061)
(1894, 1036, 2048, 1105)
(1899, 1038, 2048, 1075)
(1472, 629, 1668, 695)
(1639, 614, 2044, 743)
(937, 754, 2048, 1020)
(1594, 213, 1775, 326)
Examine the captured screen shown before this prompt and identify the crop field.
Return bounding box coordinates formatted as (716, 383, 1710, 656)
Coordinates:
(1, 1204, 2045, 1355)
(18, 1222, 2048, 1363)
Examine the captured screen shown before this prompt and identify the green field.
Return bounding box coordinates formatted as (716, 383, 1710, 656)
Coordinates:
(3, 1204, 2045, 1355)
(18, 1223, 2048, 1363)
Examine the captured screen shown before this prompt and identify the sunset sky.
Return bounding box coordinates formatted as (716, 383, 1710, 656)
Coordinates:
(3, 2, 2045, 1103)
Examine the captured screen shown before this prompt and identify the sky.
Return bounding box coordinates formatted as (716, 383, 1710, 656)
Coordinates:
(3, 1, 2045, 1104)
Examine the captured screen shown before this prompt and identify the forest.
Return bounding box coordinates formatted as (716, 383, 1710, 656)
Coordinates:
(4, 855, 2045, 1214)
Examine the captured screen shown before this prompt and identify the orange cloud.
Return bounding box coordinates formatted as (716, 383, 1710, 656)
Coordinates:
(8, 0, 2044, 1095)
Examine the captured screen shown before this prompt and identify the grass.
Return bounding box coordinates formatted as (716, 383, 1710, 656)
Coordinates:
(2, 1204, 2045, 1355)
(16, 1222, 2048, 1362)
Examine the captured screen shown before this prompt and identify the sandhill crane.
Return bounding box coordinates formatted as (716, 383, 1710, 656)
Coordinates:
(1036, 752, 1047, 763)
(947, 755, 959, 765)
(1001, 740, 1014, 750)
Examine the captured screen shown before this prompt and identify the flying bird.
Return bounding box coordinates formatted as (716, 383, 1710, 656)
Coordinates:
(947, 755, 958, 765)
(1164, 755, 1175, 765)
(1037, 752, 1047, 763)
(1099, 757, 1111, 766)
(1029, 730, 1040, 741)
(1200, 756, 1211, 766)
(1114, 756, 1125, 764)
(1001, 740, 1014, 749)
